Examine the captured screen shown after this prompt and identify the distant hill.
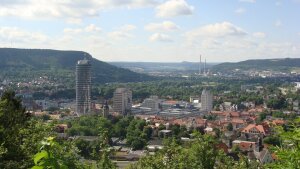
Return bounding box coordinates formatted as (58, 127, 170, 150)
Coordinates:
(212, 58, 300, 73)
(109, 61, 218, 73)
(0, 48, 153, 83)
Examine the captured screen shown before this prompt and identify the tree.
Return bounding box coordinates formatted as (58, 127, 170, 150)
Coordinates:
(265, 119, 300, 169)
(95, 127, 116, 169)
(0, 91, 31, 168)
(126, 119, 148, 150)
(267, 97, 287, 110)
(32, 137, 85, 169)
(263, 135, 281, 146)
(189, 134, 220, 169)
(128, 133, 239, 169)
(227, 123, 233, 131)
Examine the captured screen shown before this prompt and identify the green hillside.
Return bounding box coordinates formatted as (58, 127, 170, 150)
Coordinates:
(212, 58, 300, 73)
(0, 48, 153, 83)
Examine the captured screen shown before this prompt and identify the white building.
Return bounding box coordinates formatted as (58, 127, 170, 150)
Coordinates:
(141, 95, 161, 111)
(201, 89, 213, 112)
(113, 88, 132, 115)
(295, 82, 300, 91)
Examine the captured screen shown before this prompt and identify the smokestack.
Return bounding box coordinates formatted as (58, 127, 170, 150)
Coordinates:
(204, 58, 206, 75)
(199, 55, 202, 75)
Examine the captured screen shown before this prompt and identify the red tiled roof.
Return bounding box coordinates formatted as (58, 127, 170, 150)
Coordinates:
(272, 119, 285, 125)
(239, 142, 254, 151)
(242, 124, 267, 134)
(171, 119, 186, 126)
(229, 112, 240, 117)
(231, 118, 245, 124)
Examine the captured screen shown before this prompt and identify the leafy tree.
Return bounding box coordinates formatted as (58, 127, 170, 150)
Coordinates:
(188, 134, 219, 169)
(259, 112, 267, 122)
(143, 126, 153, 140)
(126, 119, 148, 150)
(267, 97, 287, 110)
(32, 137, 84, 169)
(94, 128, 117, 169)
(263, 135, 281, 146)
(265, 119, 300, 168)
(272, 111, 285, 118)
(128, 133, 243, 169)
(227, 123, 233, 131)
(0, 91, 31, 168)
(112, 116, 132, 139)
(170, 124, 181, 137)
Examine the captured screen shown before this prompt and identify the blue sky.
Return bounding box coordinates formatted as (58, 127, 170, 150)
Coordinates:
(0, 0, 299, 62)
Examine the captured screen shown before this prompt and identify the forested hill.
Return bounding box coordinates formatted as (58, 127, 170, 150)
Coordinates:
(0, 48, 153, 83)
(212, 58, 300, 72)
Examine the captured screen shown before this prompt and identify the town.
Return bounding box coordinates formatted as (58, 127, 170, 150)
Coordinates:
(1, 58, 300, 168)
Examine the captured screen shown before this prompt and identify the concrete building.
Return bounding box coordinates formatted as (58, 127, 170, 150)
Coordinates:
(201, 89, 213, 112)
(190, 96, 200, 103)
(293, 100, 299, 111)
(141, 95, 161, 111)
(76, 59, 91, 116)
(113, 88, 132, 115)
(295, 82, 300, 91)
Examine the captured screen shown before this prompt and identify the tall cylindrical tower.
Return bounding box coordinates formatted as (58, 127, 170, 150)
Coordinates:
(76, 59, 91, 115)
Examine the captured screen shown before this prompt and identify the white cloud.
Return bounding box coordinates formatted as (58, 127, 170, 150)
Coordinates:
(156, 0, 194, 18)
(182, 21, 300, 62)
(99, 0, 159, 8)
(253, 32, 266, 38)
(0, 26, 48, 43)
(145, 21, 179, 32)
(108, 24, 136, 40)
(235, 8, 246, 14)
(239, 0, 256, 3)
(119, 24, 136, 31)
(0, 0, 159, 20)
(84, 24, 102, 32)
(275, 20, 282, 27)
(185, 22, 247, 40)
(108, 31, 133, 39)
(64, 24, 102, 34)
(149, 33, 173, 42)
(66, 18, 83, 25)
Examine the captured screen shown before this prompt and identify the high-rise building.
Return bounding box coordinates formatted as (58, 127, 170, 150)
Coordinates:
(76, 59, 91, 116)
(201, 89, 213, 112)
(113, 88, 132, 115)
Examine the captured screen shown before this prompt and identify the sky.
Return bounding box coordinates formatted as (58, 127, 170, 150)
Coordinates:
(0, 0, 299, 62)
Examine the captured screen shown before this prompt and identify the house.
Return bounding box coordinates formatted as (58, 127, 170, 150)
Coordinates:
(241, 123, 269, 140)
(232, 140, 255, 152)
(241, 124, 269, 137)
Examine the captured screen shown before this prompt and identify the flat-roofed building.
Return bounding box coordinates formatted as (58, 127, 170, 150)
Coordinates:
(201, 89, 213, 112)
(113, 88, 132, 115)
